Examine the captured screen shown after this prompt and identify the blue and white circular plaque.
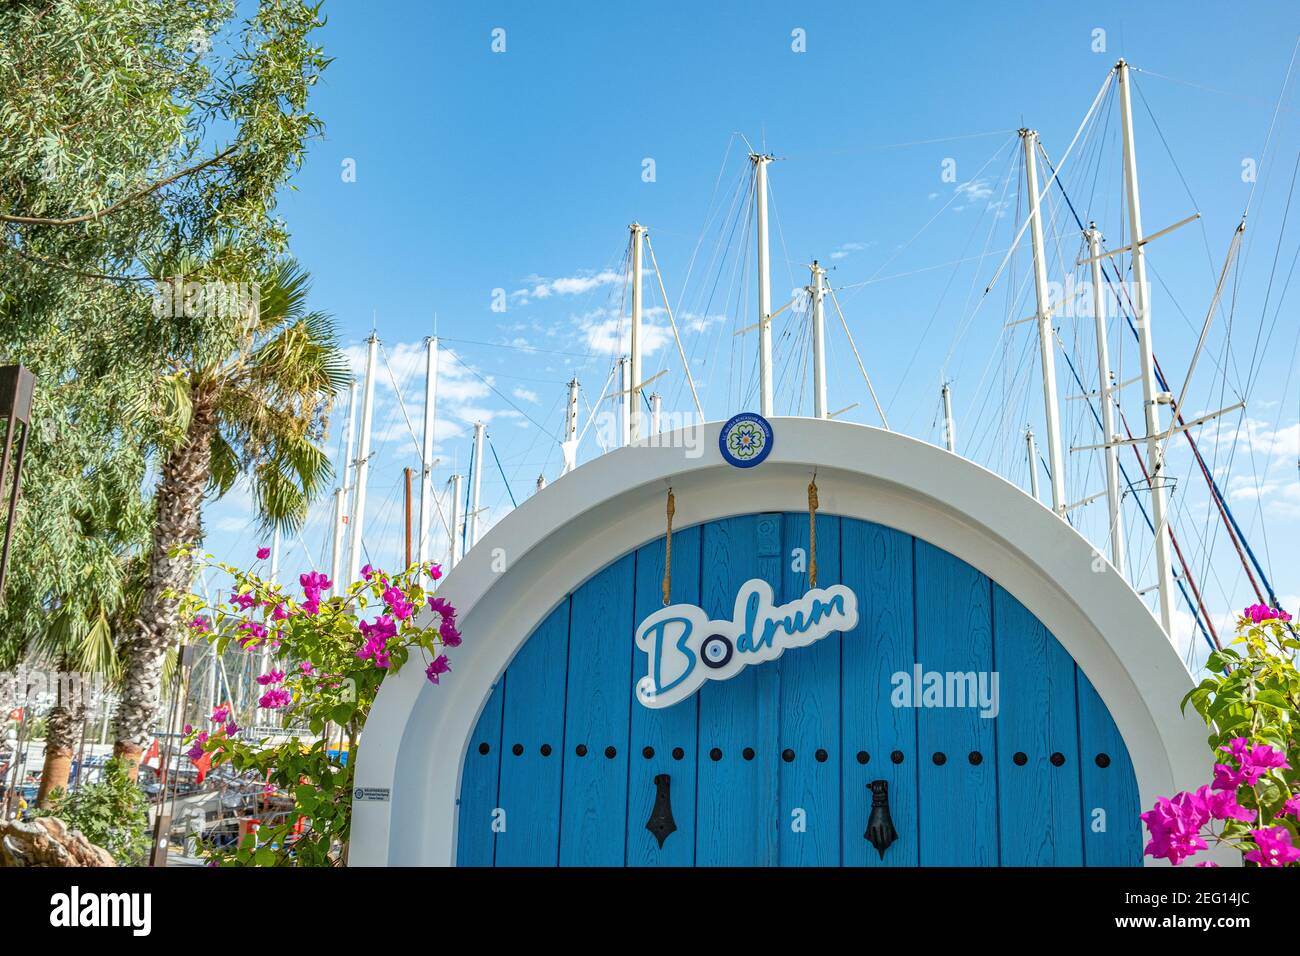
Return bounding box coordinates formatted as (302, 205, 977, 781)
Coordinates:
(719, 412, 774, 468)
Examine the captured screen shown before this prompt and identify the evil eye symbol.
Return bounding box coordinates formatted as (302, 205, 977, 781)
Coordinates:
(700, 634, 733, 669)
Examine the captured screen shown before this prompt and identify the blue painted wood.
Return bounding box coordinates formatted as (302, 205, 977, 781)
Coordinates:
(992, 584, 1084, 865)
(559, 553, 636, 866)
(455, 680, 505, 866)
(695, 514, 782, 866)
(915, 540, 998, 866)
(626, 525, 701, 866)
(1076, 669, 1142, 865)
(778, 512, 841, 866)
(841, 520, 918, 867)
(494, 600, 570, 866)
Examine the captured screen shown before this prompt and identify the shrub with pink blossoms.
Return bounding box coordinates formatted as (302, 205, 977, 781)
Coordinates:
(1141, 604, 1300, 866)
(175, 550, 461, 867)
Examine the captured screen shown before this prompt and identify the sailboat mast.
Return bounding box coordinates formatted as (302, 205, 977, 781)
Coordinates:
(942, 382, 956, 452)
(1021, 129, 1068, 515)
(330, 381, 358, 592)
(810, 260, 827, 419)
(629, 223, 646, 441)
(347, 333, 378, 586)
(752, 152, 774, 417)
(1086, 224, 1126, 576)
(418, 335, 438, 566)
(467, 421, 485, 548)
(1117, 58, 1174, 634)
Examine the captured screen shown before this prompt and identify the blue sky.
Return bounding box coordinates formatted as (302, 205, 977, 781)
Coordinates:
(206, 1, 1300, 669)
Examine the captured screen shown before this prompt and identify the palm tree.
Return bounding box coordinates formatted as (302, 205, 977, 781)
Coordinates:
(112, 258, 347, 772)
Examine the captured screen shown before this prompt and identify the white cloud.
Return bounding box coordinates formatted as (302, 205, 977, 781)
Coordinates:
(512, 387, 539, 404)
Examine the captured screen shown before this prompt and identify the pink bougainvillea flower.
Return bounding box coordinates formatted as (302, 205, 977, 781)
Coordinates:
(1243, 827, 1300, 867)
(196, 731, 209, 745)
(1244, 603, 1292, 624)
(1276, 795, 1300, 820)
(360, 563, 375, 581)
(263, 783, 276, 795)
(356, 615, 398, 668)
(428, 596, 456, 621)
(256, 669, 286, 686)
(427, 563, 443, 581)
(210, 704, 231, 724)
(1140, 791, 1209, 866)
(225, 721, 239, 736)
(183, 723, 193, 735)
(189, 615, 210, 633)
(258, 688, 293, 710)
(300, 660, 314, 674)
(440, 619, 462, 648)
(230, 591, 258, 611)
(383, 584, 414, 621)
(1194, 860, 1219, 867)
(236, 621, 268, 649)
(185, 742, 205, 761)
(1195, 785, 1255, 823)
(1216, 739, 1292, 788)
(271, 603, 289, 621)
(256, 547, 271, 560)
(425, 654, 451, 685)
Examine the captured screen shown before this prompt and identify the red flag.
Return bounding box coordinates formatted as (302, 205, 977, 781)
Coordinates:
(6, 708, 22, 722)
(142, 739, 161, 766)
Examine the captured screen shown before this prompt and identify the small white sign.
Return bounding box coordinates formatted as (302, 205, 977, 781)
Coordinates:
(636, 578, 858, 708)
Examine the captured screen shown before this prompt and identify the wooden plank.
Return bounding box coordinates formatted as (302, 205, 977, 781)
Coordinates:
(494, 600, 570, 866)
(695, 514, 782, 866)
(992, 584, 1083, 865)
(455, 679, 505, 866)
(559, 553, 636, 866)
(1076, 669, 1142, 866)
(914, 540, 998, 865)
(778, 512, 841, 866)
(841, 519, 917, 867)
(626, 524, 702, 866)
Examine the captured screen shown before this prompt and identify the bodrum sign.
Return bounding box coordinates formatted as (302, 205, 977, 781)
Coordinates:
(635, 578, 859, 708)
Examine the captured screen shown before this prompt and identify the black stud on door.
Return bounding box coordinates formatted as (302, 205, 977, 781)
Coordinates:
(645, 773, 677, 849)
(864, 780, 898, 860)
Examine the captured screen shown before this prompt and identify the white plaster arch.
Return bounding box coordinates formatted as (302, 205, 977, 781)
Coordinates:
(351, 418, 1223, 866)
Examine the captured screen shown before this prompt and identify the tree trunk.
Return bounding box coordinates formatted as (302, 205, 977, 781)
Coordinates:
(36, 703, 75, 807)
(113, 386, 217, 779)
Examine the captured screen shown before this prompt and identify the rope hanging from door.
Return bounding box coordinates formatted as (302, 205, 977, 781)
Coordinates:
(662, 487, 675, 606)
(808, 472, 819, 588)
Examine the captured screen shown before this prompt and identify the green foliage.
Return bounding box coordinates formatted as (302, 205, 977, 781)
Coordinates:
(37, 758, 151, 866)
(180, 557, 458, 866)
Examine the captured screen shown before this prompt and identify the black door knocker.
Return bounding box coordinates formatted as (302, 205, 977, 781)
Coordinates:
(645, 773, 677, 848)
(864, 779, 898, 860)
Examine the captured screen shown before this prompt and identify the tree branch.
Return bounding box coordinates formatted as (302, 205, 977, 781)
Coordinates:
(1, 146, 240, 227)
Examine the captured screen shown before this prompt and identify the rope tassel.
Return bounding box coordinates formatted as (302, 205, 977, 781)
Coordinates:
(663, 487, 675, 606)
(808, 474, 819, 588)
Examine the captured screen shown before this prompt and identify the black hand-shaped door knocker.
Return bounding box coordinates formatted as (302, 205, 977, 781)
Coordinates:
(864, 779, 898, 859)
(645, 773, 677, 849)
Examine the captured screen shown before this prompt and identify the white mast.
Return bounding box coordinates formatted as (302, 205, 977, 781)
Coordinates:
(329, 381, 358, 592)
(1021, 129, 1068, 515)
(562, 378, 579, 473)
(1025, 428, 1040, 502)
(629, 223, 646, 441)
(347, 333, 378, 586)
(418, 335, 438, 566)
(467, 421, 485, 549)
(536, 474, 546, 493)
(1086, 223, 1126, 575)
(448, 474, 462, 569)
(1117, 59, 1174, 633)
(752, 152, 774, 417)
(941, 382, 956, 452)
(810, 260, 827, 419)
(617, 357, 630, 447)
(650, 392, 662, 435)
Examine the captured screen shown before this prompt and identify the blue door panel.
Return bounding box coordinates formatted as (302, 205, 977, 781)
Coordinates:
(1077, 670, 1142, 866)
(456, 514, 1141, 867)
(841, 520, 917, 867)
(778, 513, 842, 866)
(695, 514, 781, 866)
(455, 680, 505, 866)
(627, 525, 701, 866)
(992, 585, 1084, 865)
(494, 600, 570, 866)
(559, 553, 636, 866)
(915, 540, 998, 866)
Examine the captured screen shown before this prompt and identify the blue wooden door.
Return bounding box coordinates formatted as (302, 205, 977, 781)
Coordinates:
(455, 514, 1140, 866)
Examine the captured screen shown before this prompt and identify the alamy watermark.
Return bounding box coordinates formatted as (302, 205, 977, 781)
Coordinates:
(151, 276, 260, 321)
(891, 664, 1000, 718)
